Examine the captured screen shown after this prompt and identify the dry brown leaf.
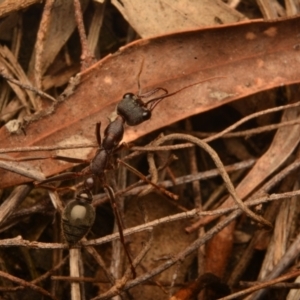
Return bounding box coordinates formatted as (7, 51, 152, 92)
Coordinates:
(111, 0, 247, 37)
(205, 219, 235, 278)
(0, 16, 300, 188)
(0, 0, 40, 18)
(28, 0, 90, 78)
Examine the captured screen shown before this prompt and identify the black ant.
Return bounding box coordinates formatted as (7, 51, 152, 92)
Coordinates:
(0, 73, 223, 278)
(37, 87, 186, 278)
(36, 81, 215, 278)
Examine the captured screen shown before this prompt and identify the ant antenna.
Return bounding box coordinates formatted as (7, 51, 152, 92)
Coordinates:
(145, 76, 226, 111)
(137, 58, 145, 96)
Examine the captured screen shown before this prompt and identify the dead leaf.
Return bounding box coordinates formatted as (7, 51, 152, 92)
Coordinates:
(28, 0, 90, 78)
(111, 0, 247, 37)
(1, 16, 300, 188)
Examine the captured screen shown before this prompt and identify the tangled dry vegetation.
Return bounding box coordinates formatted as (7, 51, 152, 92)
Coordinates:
(0, 1, 300, 299)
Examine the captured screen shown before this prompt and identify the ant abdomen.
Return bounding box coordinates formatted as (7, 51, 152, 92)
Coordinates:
(62, 190, 95, 245)
(117, 93, 151, 126)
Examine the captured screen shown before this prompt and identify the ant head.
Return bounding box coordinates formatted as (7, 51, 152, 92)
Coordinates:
(117, 78, 220, 127)
(117, 93, 152, 126)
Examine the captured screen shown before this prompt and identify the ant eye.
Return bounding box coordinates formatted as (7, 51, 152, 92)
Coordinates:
(142, 111, 151, 120)
(123, 93, 134, 99)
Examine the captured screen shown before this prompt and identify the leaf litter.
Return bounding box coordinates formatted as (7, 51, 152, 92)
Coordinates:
(0, 1, 300, 299)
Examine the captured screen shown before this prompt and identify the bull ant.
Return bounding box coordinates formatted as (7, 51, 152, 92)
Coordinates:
(0, 71, 223, 278)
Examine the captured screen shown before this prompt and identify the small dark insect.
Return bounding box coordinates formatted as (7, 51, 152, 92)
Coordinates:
(39, 85, 183, 200)
(1, 71, 223, 278)
(38, 83, 203, 276)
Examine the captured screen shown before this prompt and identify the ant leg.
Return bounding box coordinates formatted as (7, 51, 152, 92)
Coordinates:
(103, 184, 136, 279)
(95, 122, 101, 147)
(117, 158, 178, 200)
(37, 171, 87, 185)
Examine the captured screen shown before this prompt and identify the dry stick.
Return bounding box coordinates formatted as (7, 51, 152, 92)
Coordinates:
(0, 68, 56, 102)
(228, 158, 300, 289)
(104, 185, 136, 279)
(1, 99, 299, 161)
(0, 189, 300, 251)
(206, 119, 300, 139)
(1, 106, 296, 158)
(106, 159, 256, 201)
(94, 210, 240, 299)
(0, 201, 54, 234)
(217, 269, 300, 300)
(227, 203, 279, 287)
(95, 176, 300, 300)
(240, 281, 300, 289)
(2, 99, 300, 154)
(1, 115, 298, 154)
(0, 184, 33, 225)
(137, 138, 160, 197)
(73, 0, 95, 69)
(0, 270, 57, 300)
(0, 143, 191, 154)
(84, 242, 116, 285)
(0, 256, 68, 292)
(229, 162, 300, 285)
(69, 248, 82, 300)
(91, 188, 300, 247)
(117, 158, 179, 200)
(203, 100, 300, 143)
(51, 276, 107, 283)
(114, 153, 129, 284)
(151, 133, 272, 228)
(87, 1, 106, 56)
(0, 49, 33, 113)
(192, 119, 300, 139)
(34, 0, 55, 90)
(203, 169, 246, 211)
(92, 231, 154, 300)
(0, 159, 46, 182)
(33, 255, 68, 284)
(256, 0, 277, 19)
(185, 119, 205, 283)
(250, 233, 300, 299)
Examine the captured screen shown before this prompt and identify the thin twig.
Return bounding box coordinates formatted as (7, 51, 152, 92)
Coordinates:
(1, 189, 299, 250)
(151, 133, 272, 228)
(0, 67, 56, 102)
(218, 269, 300, 300)
(204, 101, 300, 143)
(0, 270, 57, 299)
